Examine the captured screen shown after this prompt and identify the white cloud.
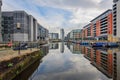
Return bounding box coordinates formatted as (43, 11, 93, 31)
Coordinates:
(32, 0, 112, 35)
(33, 0, 99, 9)
(2, 0, 113, 36)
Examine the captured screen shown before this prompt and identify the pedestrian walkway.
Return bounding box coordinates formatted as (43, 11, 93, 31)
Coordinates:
(0, 48, 39, 62)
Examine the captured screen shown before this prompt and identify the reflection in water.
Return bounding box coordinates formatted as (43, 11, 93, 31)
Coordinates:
(84, 47, 113, 78)
(14, 43, 120, 80)
(60, 42, 64, 53)
(13, 60, 40, 80)
(67, 43, 120, 80)
(67, 43, 81, 54)
(13, 45, 49, 80)
(28, 43, 112, 80)
(113, 49, 120, 80)
(40, 44, 49, 55)
(49, 43, 59, 49)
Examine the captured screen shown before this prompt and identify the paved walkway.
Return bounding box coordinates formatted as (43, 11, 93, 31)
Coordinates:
(0, 48, 39, 62)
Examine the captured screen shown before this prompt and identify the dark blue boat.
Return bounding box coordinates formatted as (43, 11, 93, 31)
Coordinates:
(92, 42, 119, 47)
(92, 42, 107, 47)
(107, 42, 119, 47)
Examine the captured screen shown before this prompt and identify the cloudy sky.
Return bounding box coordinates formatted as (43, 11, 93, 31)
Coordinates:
(2, 0, 113, 35)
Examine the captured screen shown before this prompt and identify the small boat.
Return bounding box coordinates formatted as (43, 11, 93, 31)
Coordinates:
(92, 42, 107, 47)
(92, 42, 119, 48)
(106, 42, 119, 47)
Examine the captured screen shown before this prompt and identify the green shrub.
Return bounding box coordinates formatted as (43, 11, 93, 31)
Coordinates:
(8, 63, 13, 67)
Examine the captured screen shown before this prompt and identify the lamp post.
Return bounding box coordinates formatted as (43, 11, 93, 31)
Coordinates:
(17, 22, 21, 54)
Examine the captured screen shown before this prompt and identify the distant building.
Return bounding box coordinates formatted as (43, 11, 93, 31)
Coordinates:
(49, 33, 59, 40)
(67, 29, 82, 41)
(113, 0, 120, 40)
(0, 0, 2, 42)
(66, 32, 70, 41)
(37, 24, 49, 41)
(72, 29, 82, 41)
(82, 24, 94, 40)
(60, 29, 64, 41)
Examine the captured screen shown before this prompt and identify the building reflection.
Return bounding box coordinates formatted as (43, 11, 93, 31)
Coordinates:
(113, 48, 120, 80)
(83, 47, 113, 78)
(67, 43, 82, 54)
(66, 42, 71, 50)
(40, 45, 49, 55)
(67, 43, 120, 79)
(49, 43, 59, 49)
(60, 42, 64, 53)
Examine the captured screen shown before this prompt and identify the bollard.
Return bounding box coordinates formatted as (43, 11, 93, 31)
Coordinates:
(18, 42, 21, 54)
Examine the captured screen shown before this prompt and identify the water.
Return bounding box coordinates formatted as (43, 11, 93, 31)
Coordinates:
(14, 42, 120, 80)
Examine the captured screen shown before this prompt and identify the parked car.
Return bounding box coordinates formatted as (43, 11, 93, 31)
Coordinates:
(13, 43, 28, 50)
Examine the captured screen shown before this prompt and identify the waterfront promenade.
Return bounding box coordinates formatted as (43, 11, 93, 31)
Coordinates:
(0, 48, 42, 80)
(0, 48, 39, 62)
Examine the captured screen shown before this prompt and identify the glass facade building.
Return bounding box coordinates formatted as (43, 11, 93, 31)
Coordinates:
(2, 11, 48, 42)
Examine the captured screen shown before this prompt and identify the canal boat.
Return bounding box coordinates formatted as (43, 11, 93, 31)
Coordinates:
(80, 42, 89, 45)
(106, 42, 119, 48)
(92, 42, 119, 48)
(92, 42, 107, 47)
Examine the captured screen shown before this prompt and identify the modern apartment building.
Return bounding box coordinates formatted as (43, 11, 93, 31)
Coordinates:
(67, 31, 71, 41)
(49, 33, 59, 40)
(28, 15, 37, 42)
(66, 32, 70, 41)
(90, 9, 113, 41)
(113, 0, 120, 41)
(72, 29, 82, 41)
(2, 12, 13, 42)
(66, 10, 113, 42)
(60, 28, 64, 41)
(67, 29, 82, 41)
(2, 11, 29, 42)
(82, 24, 94, 40)
(37, 23, 49, 41)
(2, 11, 48, 42)
(0, 0, 2, 42)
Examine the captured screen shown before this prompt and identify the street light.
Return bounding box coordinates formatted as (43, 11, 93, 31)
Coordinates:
(17, 22, 21, 54)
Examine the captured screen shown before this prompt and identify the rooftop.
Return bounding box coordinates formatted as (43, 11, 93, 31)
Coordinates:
(90, 9, 112, 22)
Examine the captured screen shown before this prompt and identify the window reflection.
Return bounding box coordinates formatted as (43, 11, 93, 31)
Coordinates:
(60, 42, 64, 53)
